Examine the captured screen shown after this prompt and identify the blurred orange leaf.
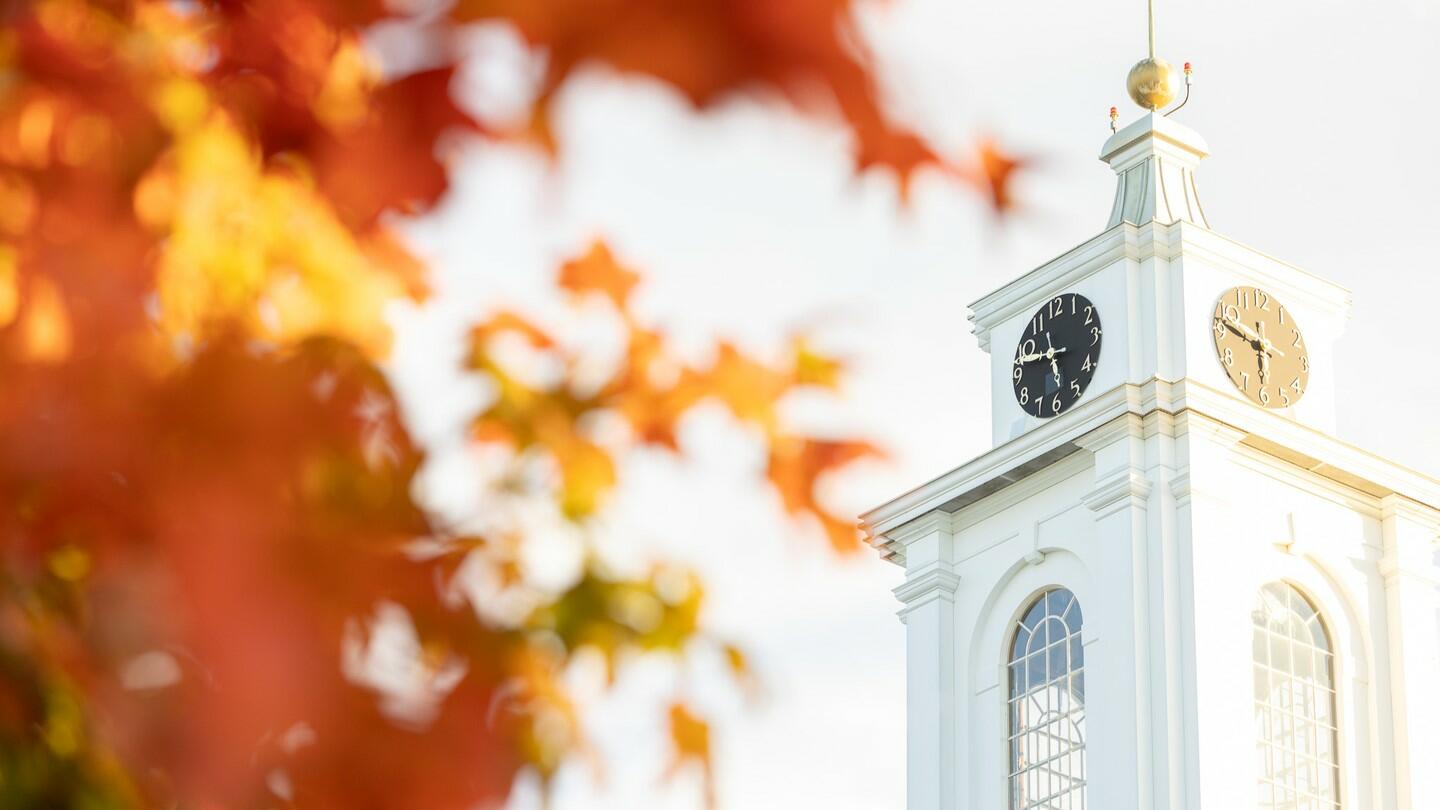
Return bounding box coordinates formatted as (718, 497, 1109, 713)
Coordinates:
(559, 240, 641, 309)
(664, 703, 715, 809)
(453, 0, 953, 185)
(0, 0, 923, 806)
(963, 137, 1030, 215)
(767, 436, 882, 551)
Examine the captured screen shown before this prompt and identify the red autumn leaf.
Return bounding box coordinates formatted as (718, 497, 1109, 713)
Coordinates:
(0, 1, 961, 806)
(452, 0, 952, 183)
(963, 136, 1031, 215)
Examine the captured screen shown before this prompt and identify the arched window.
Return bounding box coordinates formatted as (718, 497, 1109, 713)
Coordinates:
(1252, 582, 1340, 809)
(1008, 587, 1086, 810)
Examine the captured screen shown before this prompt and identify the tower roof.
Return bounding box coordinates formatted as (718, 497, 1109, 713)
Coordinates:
(1101, 112, 1209, 229)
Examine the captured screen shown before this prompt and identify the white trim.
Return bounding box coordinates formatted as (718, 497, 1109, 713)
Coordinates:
(861, 379, 1440, 545)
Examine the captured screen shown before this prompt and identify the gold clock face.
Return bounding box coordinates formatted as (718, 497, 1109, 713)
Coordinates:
(1211, 286, 1309, 409)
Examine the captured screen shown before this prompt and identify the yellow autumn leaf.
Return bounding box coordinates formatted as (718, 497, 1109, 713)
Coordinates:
(547, 430, 616, 519)
(21, 276, 72, 363)
(150, 113, 417, 356)
(0, 243, 18, 327)
(792, 337, 844, 389)
(315, 35, 378, 131)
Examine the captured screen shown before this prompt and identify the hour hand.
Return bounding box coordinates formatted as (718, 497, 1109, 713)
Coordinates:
(1255, 320, 1285, 358)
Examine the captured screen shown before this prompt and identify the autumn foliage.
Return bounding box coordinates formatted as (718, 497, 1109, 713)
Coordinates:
(0, 1, 1010, 807)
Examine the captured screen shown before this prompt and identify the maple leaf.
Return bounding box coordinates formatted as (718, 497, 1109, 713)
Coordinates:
(452, 0, 953, 186)
(962, 137, 1030, 215)
(767, 436, 882, 551)
(559, 240, 641, 309)
(0, 1, 931, 806)
(694, 342, 792, 433)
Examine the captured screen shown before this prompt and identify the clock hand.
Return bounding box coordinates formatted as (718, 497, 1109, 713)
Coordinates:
(1221, 314, 1287, 358)
(1255, 320, 1285, 358)
(1050, 357, 1061, 383)
(1255, 321, 1290, 355)
(1222, 314, 1262, 343)
(1017, 347, 1068, 364)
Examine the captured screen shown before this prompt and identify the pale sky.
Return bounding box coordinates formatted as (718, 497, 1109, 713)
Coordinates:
(384, 0, 1440, 807)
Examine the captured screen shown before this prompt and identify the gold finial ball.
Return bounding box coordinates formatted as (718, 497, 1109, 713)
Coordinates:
(1126, 57, 1178, 111)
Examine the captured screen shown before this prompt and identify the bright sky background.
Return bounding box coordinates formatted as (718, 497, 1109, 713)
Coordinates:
(384, 0, 1440, 807)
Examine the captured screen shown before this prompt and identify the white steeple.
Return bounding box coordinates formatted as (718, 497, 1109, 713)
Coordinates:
(1100, 112, 1209, 228)
(863, 43, 1440, 810)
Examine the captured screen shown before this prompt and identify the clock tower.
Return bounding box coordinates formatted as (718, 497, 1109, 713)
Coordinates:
(861, 62, 1440, 810)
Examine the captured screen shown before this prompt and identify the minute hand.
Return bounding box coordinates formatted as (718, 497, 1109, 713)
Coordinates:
(1223, 316, 1286, 357)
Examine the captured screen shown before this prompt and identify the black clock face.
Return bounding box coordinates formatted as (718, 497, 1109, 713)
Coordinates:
(1011, 293, 1103, 418)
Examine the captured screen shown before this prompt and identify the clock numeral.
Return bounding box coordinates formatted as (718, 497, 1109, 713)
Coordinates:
(1278, 306, 1286, 325)
(1032, 311, 1044, 333)
(1070, 295, 1077, 315)
(1213, 318, 1226, 339)
(1083, 305, 1094, 325)
(1300, 355, 1309, 372)
(1223, 304, 1241, 324)
(1292, 329, 1302, 348)
(1019, 386, 1029, 405)
(1239, 371, 1249, 390)
(1070, 381, 1081, 397)
(1255, 290, 1271, 311)
(1052, 394, 1062, 413)
(1013, 365, 1022, 381)
(1279, 387, 1292, 406)
(1090, 326, 1102, 345)
(1258, 387, 1271, 405)
(1223, 347, 1235, 367)
(1082, 354, 1092, 372)
(1021, 339, 1035, 358)
(1290, 377, 1302, 393)
(1049, 296, 1064, 318)
(1236, 289, 1251, 309)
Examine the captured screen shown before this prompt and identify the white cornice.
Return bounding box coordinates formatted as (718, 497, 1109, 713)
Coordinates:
(860, 382, 1135, 538)
(1380, 495, 1440, 528)
(860, 377, 1440, 547)
(1228, 440, 1386, 520)
(886, 509, 956, 545)
(968, 224, 1133, 352)
(866, 509, 955, 566)
(1174, 226, 1352, 320)
(949, 452, 1092, 534)
(1377, 494, 1440, 583)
